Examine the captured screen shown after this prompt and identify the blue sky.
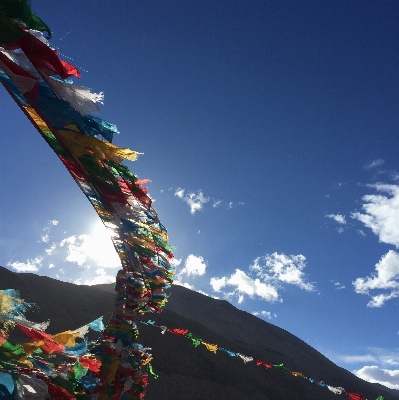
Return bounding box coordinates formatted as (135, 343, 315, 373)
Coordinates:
(1, 0, 399, 391)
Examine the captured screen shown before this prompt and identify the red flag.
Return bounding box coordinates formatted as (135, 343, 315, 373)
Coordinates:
(256, 360, 272, 369)
(0, 52, 39, 97)
(7, 32, 80, 79)
(79, 357, 101, 372)
(347, 392, 366, 400)
(16, 324, 65, 354)
(166, 328, 189, 336)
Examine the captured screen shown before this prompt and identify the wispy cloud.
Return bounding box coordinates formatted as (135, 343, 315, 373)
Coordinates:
(336, 347, 399, 367)
(326, 213, 347, 225)
(174, 188, 210, 214)
(174, 187, 243, 214)
(351, 183, 399, 248)
(212, 200, 222, 208)
(331, 280, 346, 290)
(341, 355, 377, 363)
(364, 159, 385, 170)
(333, 181, 345, 189)
(353, 250, 399, 307)
(210, 252, 315, 304)
(40, 219, 59, 243)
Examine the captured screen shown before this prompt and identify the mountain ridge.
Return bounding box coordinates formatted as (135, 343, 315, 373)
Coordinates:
(0, 266, 397, 400)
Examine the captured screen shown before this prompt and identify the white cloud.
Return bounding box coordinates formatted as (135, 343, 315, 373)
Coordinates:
(326, 213, 347, 224)
(84, 274, 115, 285)
(45, 242, 57, 255)
(210, 268, 280, 303)
(341, 355, 377, 363)
(337, 348, 399, 367)
(174, 188, 209, 214)
(210, 276, 228, 292)
(252, 310, 276, 319)
(351, 183, 399, 248)
(178, 254, 207, 277)
(354, 366, 399, 390)
(353, 250, 399, 307)
(174, 187, 243, 213)
(210, 252, 315, 304)
(333, 181, 345, 189)
(175, 188, 185, 198)
(6, 220, 121, 286)
(331, 280, 345, 290)
(253, 253, 315, 291)
(41, 220, 59, 243)
(364, 159, 385, 170)
(59, 223, 120, 268)
(170, 258, 182, 267)
(173, 255, 207, 290)
(7, 257, 43, 272)
(174, 281, 195, 290)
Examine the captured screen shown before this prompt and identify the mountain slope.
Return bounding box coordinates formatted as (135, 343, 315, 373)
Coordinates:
(0, 267, 396, 400)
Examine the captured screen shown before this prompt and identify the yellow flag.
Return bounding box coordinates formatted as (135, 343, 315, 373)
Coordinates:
(202, 342, 218, 354)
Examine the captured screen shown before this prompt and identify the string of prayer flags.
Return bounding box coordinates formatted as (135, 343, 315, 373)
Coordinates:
(0, 0, 175, 398)
(138, 320, 385, 400)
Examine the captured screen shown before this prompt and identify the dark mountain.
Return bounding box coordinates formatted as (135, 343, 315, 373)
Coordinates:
(1, 266, 396, 400)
